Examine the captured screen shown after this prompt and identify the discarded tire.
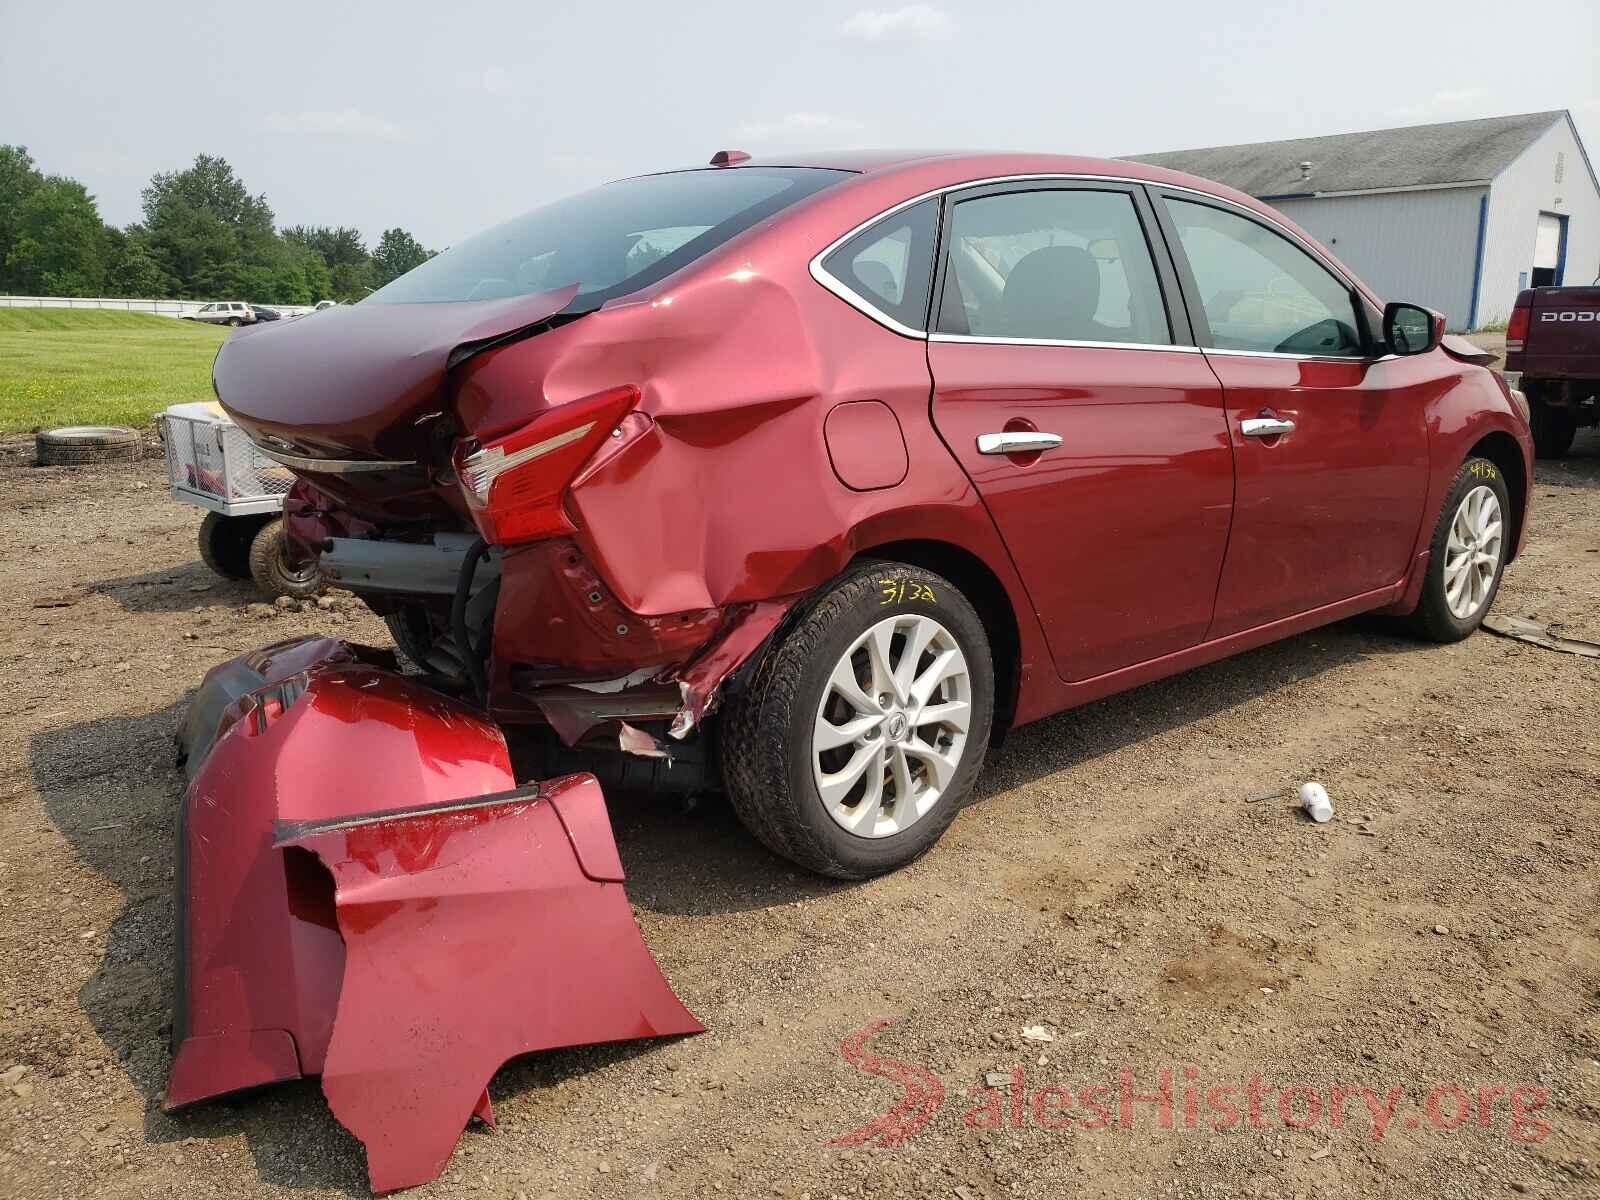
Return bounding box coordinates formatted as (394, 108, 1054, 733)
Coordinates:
(35, 426, 143, 466)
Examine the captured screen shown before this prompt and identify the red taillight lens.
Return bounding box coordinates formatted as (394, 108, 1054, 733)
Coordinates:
(1505, 304, 1529, 353)
(454, 385, 639, 544)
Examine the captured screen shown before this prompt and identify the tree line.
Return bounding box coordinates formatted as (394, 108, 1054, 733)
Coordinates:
(0, 148, 434, 305)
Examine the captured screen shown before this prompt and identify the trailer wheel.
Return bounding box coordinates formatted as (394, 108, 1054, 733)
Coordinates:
(248, 518, 322, 599)
(197, 512, 265, 580)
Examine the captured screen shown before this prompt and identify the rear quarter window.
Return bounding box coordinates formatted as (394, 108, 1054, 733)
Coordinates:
(820, 199, 939, 332)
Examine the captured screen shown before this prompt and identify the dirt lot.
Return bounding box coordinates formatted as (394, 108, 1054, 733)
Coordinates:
(1, 425, 1597, 1200)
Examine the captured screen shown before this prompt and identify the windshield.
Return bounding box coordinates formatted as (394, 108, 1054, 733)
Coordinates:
(366, 167, 849, 307)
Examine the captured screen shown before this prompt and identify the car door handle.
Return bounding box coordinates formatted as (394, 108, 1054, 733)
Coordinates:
(1240, 417, 1296, 437)
(976, 431, 1062, 455)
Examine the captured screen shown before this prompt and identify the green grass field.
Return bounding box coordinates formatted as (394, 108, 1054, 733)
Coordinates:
(0, 309, 228, 434)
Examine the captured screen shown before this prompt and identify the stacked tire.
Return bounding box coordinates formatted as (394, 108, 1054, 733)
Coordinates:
(35, 426, 143, 466)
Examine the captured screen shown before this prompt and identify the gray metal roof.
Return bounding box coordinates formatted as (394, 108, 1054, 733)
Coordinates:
(1126, 111, 1567, 197)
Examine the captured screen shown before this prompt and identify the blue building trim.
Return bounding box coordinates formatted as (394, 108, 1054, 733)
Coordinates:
(1466, 193, 1489, 329)
(1554, 213, 1569, 285)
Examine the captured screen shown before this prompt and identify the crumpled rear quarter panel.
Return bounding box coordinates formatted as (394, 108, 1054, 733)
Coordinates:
(448, 213, 1049, 715)
(461, 262, 993, 618)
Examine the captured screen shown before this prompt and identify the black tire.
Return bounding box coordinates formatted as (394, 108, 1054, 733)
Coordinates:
(380, 605, 471, 683)
(1529, 399, 1575, 459)
(35, 425, 142, 466)
(385, 605, 438, 666)
(197, 512, 265, 580)
(721, 562, 994, 879)
(248, 518, 322, 599)
(225, 317, 242, 328)
(1408, 456, 1512, 643)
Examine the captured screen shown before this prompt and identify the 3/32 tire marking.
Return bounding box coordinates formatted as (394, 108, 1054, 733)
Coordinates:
(879, 579, 936, 606)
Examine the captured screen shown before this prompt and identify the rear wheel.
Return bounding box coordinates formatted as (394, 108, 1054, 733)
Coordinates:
(1529, 394, 1576, 458)
(722, 562, 993, 879)
(383, 604, 452, 672)
(248, 518, 322, 599)
(1408, 457, 1511, 642)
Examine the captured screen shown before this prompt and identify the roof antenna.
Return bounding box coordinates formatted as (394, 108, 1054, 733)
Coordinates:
(709, 149, 751, 166)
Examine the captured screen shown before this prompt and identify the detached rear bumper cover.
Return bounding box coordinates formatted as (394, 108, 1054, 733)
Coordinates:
(167, 637, 701, 1193)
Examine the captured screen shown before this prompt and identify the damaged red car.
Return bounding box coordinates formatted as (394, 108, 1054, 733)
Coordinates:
(176, 150, 1533, 1188)
(221, 149, 1532, 876)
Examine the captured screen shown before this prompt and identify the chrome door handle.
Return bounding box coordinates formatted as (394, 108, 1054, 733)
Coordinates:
(976, 431, 1062, 455)
(1240, 417, 1296, 437)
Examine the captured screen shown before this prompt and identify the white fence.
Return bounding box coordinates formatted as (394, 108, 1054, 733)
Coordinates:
(0, 295, 317, 318)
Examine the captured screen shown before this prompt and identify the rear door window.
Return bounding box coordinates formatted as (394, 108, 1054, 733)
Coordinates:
(1161, 198, 1364, 357)
(819, 199, 938, 331)
(934, 188, 1172, 345)
(368, 167, 849, 308)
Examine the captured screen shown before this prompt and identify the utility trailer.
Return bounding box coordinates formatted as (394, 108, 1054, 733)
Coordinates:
(157, 401, 321, 598)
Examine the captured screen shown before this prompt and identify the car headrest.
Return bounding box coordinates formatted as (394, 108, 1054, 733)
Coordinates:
(852, 259, 899, 304)
(1000, 245, 1101, 340)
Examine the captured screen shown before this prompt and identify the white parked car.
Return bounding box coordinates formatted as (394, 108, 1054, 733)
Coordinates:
(186, 301, 255, 327)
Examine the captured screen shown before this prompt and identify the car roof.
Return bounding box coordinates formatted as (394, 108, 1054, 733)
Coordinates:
(630, 150, 1276, 222)
(697, 149, 1273, 218)
(727, 149, 1219, 188)
(729, 149, 964, 173)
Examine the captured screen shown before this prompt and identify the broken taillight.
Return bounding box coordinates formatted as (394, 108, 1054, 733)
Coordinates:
(454, 385, 639, 544)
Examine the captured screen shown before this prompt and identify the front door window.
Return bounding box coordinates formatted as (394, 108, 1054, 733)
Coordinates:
(1163, 198, 1364, 357)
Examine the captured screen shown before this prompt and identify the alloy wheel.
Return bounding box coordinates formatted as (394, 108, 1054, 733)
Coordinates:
(812, 613, 972, 838)
(1443, 484, 1503, 619)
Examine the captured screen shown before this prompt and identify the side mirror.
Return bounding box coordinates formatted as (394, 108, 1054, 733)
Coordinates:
(1383, 301, 1444, 356)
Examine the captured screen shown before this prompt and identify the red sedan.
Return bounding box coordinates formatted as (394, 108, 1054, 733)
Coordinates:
(217, 149, 1534, 880)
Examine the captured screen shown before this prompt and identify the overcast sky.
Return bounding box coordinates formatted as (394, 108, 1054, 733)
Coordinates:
(3, 1, 1596, 250)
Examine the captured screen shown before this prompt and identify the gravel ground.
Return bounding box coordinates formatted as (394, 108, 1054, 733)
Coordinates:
(0, 419, 1597, 1200)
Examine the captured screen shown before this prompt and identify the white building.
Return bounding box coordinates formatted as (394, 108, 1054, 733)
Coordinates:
(1132, 111, 1599, 331)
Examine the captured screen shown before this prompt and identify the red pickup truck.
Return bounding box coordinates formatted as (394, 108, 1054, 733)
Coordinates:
(1505, 285, 1600, 457)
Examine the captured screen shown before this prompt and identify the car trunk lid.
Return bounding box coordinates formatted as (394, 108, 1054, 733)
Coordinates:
(214, 286, 582, 465)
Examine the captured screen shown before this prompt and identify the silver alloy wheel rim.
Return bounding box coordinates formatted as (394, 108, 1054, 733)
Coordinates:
(1443, 484, 1504, 620)
(812, 613, 972, 839)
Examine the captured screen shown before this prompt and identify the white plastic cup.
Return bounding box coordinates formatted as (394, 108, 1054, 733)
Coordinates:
(1299, 781, 1333, 823)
